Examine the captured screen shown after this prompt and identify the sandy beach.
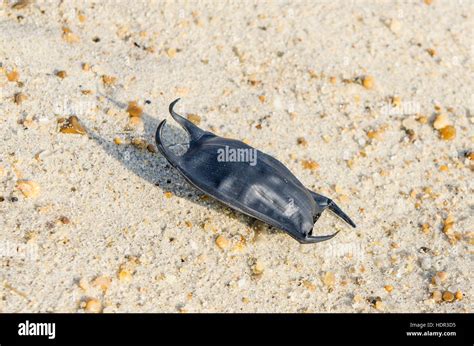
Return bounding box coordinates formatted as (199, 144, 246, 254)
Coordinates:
(0, 0, 472, 313)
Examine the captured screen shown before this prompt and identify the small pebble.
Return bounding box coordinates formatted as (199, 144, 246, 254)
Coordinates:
(384, 285, 393, 293)
(113, 137, 123, 145)
(166, 48, 177, 58)
(6, 70, 19, 82)
(131, 138, 147, 150)
(389, 19, 401, 33)
(164, 191, 173, 198)
(442, 291, 454, 302)
(361, 75, 374, 89)
(215, 235, 230, 250)
(417, 115, 428, 124)
(367, 130, 381, 140)
(16, 180, 40, 198)
(59, 116, 86, 135)
(426, 48, 436, 57)
(127, 116, 143, 129)
(297, 137, 308, 147)
(62, 27, 80, 43)
(308, 70, 318, 79)
(202, 221, 216, 233)
(14, 92, 27, 104)
(433, 271, 448, 284)
(391, 96, 401, 107)
(439, 126, 456, 141)
(102, 75, 117, 86)
(77, 11, 86, 23)
(301, 159, 319, 170)
(455, 291, 463, 301)
(248, 74, 261, 86)
(147, 144, 157, 153)
(258, 95, 266, 103)
(402, 117, 417, 130)
(11, 0, 30, 9)
(84, 298, 102, 313)
(55, 70, 67, 79)
(432, 290, 442, 302)
(118, 269, 132, 282)
(78, 278, 89, 291)
(421, 223, 430, 234)
(59, 216, 70, 224)
(442, 215, 454, 234)
(433, 114, 449, 129)
(127, 101, 143, 117)
(322, 272, 335, 287)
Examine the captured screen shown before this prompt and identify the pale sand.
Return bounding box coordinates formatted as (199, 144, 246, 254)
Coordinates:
(0, 0, 472, 312)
